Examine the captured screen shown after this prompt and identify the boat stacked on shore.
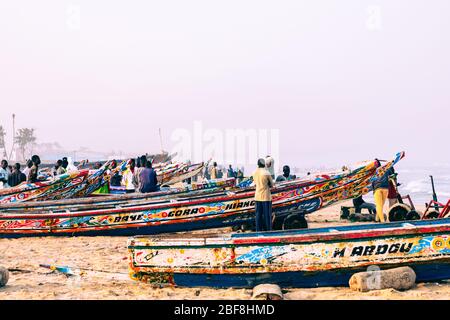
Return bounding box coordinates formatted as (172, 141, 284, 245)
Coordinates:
(0, 152, 403, 237)
(2, 151, 449, 289)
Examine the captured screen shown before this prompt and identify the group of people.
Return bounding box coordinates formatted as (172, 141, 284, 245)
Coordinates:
(208, 162, 245, 183)
(251, 155, 297, 232)
(0, 155, 41, 189)
(252, 155, 401, 232)
(112, 156, 159, 194)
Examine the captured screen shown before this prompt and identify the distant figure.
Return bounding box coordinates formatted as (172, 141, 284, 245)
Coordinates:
(388, 174, 400, 208)
(122, 159, 136, 193)
(110, 160, 122, 187)
(139, 161, 159, 193)
(28, 155, 41, 183)
(253, 158, 274, 231)
(22, 160, 33, 177)
(62, 157, 69, 171)
(0, 160, 10, 189)
(210, 162, 218, 180)
(236, 169, 244, 184)
(133, 155, 147, 192)
(276, 165, 296, 182)
(227, 165, 236, 179)
(8, 163, 26, 187)
(54, 160, 67, 176)
(372, 160, 395, 223)
(94, 162, 102, 169)
(265, 155, 275, 179)
(352, 195, 376, 215)
(66, 157, 77, 171)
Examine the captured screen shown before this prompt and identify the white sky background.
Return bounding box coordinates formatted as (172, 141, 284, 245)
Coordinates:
(0, 0, 449, 169)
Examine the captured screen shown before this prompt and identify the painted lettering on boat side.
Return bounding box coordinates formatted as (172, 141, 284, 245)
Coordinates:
(225, 201, 256, 211)
(113, 214, 144, 223)
(332, 242, 413, 258)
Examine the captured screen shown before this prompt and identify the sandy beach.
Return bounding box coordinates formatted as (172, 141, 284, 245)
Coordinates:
(1, 200, 449, 300)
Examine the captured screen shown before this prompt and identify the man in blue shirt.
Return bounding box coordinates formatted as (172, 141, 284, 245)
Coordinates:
(139, 161, 159, 193)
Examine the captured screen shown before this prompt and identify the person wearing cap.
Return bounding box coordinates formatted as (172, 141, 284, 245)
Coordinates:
(253, 158, 274, 231)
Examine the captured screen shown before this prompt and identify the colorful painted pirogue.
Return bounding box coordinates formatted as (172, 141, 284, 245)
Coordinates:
(0, 178, 238, 213)
(0, 160, 204, 204)
(128, 218, 450, 288)
(0, 152, 404, 238)
(0, 170, 90, 204)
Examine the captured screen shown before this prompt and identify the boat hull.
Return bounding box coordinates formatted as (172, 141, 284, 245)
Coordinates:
(154, 261, 450, 288)
(0, 152, 405, 238)
(128, 219, 450, 288)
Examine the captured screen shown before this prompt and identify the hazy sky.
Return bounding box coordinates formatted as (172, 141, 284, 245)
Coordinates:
(1, 1, 449, 169)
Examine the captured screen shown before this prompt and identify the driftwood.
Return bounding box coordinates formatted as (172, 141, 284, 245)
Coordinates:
(0, 266, 9, 287)
(252, 284, 283, 300)
(349, 266, 416, 292)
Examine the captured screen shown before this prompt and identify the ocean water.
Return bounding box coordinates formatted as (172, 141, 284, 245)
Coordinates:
(290, 163, 450, 207)
(396, 165, 450, 206)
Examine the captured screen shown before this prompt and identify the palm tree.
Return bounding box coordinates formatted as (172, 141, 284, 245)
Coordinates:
(15, 128, 37, 161)
(0, 126, 7, 159)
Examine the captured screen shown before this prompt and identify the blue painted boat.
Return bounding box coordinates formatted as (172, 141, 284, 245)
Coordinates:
(128, 218, 450, 288)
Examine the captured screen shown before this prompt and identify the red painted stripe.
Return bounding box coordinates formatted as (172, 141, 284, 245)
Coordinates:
(232, 225, 450, 245)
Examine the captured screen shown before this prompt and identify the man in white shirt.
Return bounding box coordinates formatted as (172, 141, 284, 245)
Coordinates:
(0, 160, 10, 189)
(265, 155, 275, 179)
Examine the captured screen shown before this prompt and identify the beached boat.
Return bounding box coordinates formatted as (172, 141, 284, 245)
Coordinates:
(0, 178, 238, 213)
(0, 153, 403, 237)
(0, 170, 90, 204)
(128, 218, 450, 288)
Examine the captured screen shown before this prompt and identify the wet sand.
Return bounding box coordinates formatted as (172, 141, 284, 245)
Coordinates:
(0, 201, 449, 300)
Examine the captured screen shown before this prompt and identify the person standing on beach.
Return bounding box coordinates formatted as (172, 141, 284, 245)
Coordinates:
(133, 155, 147, 192)
(0, 160, 10, 189)
(372, 160, 395, 223)
(253, 158, 274, 231)
(28, 155, 41, 183)
(139, 161, 159, 193)
(8, 163, 26, 187)
(22, 160, 33, 177)
(54, 160, 67, 176)
(227, 165, 236, 179)
(122, 159, 136, 194)
(210, 162, 218, 180)
(265, 155, 275, 179)
(387, 173, 400, 208)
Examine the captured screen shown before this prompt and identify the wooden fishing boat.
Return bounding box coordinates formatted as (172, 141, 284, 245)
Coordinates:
(0, 153, 403, 238)
(0, 170, 90, 204)
(0, 178, 238, 213)
(128, 218, 450, 288)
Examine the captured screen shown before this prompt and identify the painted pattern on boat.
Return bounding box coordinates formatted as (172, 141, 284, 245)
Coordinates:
(0, 152, 404, 237)
(127, 219, 450, 287)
